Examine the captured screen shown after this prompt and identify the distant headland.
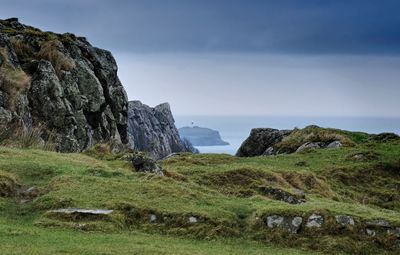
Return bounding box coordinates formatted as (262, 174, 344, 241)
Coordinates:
(178, 126, 229, 146)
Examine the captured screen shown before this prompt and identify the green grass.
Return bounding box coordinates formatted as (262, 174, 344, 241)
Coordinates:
(0, 140, 399, 254)
(0, 223, 314, 255)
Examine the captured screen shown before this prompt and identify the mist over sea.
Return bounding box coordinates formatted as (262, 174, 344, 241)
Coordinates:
(175, 116, 400, 155)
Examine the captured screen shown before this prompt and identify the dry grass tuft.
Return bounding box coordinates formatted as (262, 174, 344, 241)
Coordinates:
(37, 40, 75, 76)
(9, 37, 34, 60)
(0, 47, 31, 110)
(0, 123, 55, 151)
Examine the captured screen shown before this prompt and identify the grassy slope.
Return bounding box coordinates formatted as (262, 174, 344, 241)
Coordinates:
(0, 137, 399, 254)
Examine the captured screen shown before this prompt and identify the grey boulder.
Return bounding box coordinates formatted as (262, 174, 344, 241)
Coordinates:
(236, 128, 291, 157)
(266, 215, 303, 234)
(296, 142, 321, 153)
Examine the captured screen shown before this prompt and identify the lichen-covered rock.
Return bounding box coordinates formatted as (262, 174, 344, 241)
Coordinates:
(236, 128, 291, 157)
(266, 215, 303, 234)
(0, 18, 128, 152)
(327, 141, 342, 149)
(306, 214, 324, 228)
(335, 215, 355, 226)
(259, 186, 305, 204)
(128, 101, 197, 159)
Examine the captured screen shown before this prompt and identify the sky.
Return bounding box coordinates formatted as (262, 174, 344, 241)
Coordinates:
(1, 0, 400, 117)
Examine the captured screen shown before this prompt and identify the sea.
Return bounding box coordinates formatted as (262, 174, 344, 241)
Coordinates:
(174, 116, 400, 155)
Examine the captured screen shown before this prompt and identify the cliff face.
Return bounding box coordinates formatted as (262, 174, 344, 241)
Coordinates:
(0, 18, 128, 152)
(127, 101, 196, 159)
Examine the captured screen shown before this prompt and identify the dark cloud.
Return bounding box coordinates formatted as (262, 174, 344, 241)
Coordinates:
(1, 0, 400, 54)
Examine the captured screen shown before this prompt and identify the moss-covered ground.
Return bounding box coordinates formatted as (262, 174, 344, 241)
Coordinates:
(0, 132, 399, 254)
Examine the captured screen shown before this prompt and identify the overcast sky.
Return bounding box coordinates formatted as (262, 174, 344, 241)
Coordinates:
(1, 0, 400, 116)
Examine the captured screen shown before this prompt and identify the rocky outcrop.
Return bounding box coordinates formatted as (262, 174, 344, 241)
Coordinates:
(127, 101, 196, 159)
(0, 18, 128, 152)
(179, 126, 229, 146)
(236, 128, 291, 157)
(236, 125, 349, 157)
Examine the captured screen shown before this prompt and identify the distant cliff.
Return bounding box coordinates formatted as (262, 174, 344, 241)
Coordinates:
(0, 18, 128, 152)
(127, 101, 197, 159)
(178, 126, 229, 146)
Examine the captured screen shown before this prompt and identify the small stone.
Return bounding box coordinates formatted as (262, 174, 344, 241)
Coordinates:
(76, 223, 87, 229)
(188, 216, 198, 223)
(335, 215, 355, 226)
(306, 214, 324, 228)
(366, 228, 376, 237)
(149, 214, 157, 223)
(292, 217, 303, 229)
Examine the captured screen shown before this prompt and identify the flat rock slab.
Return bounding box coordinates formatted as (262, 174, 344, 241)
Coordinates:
(49, 208, 114, 215)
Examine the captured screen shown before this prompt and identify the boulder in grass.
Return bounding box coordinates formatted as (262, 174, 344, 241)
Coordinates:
(130, 152, 164, 176)
(327, 141, 342, 149)
(296, 142, 321, 153)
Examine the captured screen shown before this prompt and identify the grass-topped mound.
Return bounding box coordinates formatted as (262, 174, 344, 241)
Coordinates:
(0, 170, 19, 197)
(275, 125, 358, 153)
(0, 134, 399, 254)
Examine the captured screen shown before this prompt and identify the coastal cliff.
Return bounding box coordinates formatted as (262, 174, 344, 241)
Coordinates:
(128, 101, 197, 159)
(0, 18, 128, 152)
